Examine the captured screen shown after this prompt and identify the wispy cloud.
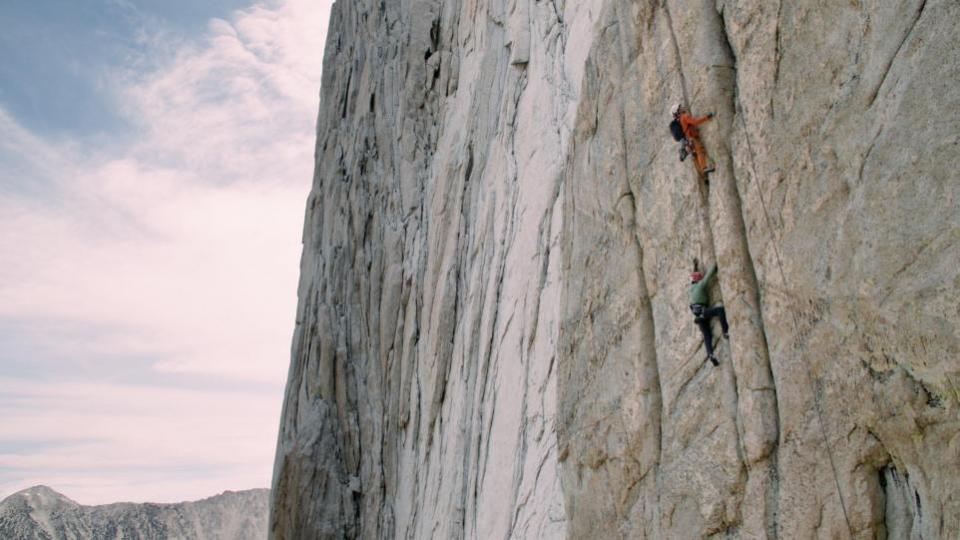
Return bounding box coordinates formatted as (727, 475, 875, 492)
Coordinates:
(0, 0, 331, 504)
(0, 377, 279, 504)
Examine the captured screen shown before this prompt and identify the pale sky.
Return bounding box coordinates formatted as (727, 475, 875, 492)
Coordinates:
(0, 0, 332, 504)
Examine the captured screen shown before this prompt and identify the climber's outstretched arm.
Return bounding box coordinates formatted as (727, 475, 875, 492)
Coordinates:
(704, 264, 718, 284)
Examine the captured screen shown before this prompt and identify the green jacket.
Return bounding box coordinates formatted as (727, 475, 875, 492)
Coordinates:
(689, 264, 717, 306)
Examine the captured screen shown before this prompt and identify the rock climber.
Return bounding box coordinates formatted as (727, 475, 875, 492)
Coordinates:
(689, 263, 728, 366)
(670, 105, 715, 179)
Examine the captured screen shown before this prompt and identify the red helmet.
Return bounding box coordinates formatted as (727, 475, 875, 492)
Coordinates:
(690, 271, 704, 282)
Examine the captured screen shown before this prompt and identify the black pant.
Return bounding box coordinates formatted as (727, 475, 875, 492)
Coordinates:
(691, 304, 728, 357)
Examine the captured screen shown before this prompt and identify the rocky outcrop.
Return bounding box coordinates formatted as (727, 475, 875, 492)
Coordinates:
(0, 486, 268, 539)
(271, 0, 959, 538)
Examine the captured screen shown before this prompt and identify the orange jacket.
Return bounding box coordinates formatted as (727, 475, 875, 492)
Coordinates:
(679, 112, 710, 139)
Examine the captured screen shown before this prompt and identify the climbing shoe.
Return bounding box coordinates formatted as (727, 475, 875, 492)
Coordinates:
(708, 354, 719, 366)
(703, 166, 716, 175)
(723, 332, 729, 340)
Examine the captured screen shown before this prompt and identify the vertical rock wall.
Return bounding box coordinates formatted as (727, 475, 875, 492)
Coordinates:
(558, 0, 960, 538)
(271, 0, 960, 538)
(271, 0, 601, 537)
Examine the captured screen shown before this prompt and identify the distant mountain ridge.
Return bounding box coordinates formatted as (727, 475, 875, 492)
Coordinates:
(0, 485, 268, 540)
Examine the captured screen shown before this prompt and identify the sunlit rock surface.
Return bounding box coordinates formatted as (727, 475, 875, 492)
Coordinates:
(0, 486, 268, 539)
(271, 0, 959, 537)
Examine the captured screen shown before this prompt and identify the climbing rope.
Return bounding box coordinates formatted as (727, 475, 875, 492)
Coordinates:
(736, 109, 855, 537)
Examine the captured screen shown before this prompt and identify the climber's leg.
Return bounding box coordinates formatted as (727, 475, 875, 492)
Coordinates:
(692, 137, 714, 177)
(705, 305, 729, 338)
(697, 318, 715, 359)
(692, 138, 707, 176)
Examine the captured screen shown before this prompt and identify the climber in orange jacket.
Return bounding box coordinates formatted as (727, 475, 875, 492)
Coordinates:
(670, 105, 715, 179)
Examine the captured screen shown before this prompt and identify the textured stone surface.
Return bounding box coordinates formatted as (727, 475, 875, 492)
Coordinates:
(0, 486, 268, 539)
(271, 0, 959, 538)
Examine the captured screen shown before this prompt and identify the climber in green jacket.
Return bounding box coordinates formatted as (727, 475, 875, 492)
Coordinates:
(689, 264, 729, 366)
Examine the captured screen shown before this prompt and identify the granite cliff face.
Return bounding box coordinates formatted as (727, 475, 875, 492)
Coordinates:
(0, 486, 268, 539)
(271, 0, 959, 538)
